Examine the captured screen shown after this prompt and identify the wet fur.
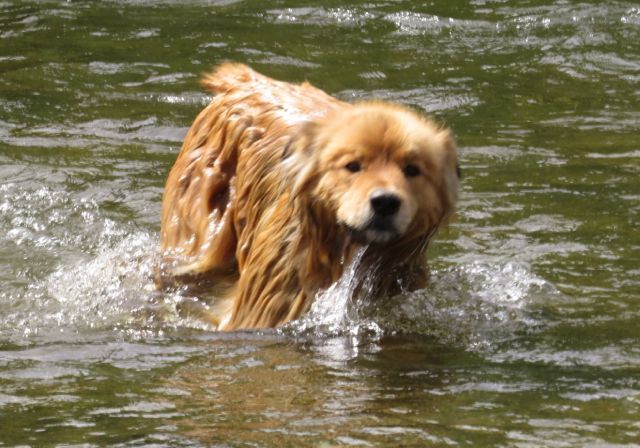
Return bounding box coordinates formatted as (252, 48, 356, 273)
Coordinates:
(158, 63, 458, 330)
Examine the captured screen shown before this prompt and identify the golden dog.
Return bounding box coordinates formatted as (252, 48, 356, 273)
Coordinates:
(158, 63, 459, 331)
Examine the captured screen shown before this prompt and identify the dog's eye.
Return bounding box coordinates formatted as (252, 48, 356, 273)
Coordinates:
(345, 161, 361, 173)
(403, 163, 421, 177)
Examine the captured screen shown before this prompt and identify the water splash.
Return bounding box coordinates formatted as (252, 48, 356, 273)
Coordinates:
(384, 262, 556, 348)
(46, 232, 158, 329)
(43, 232, 225, 339)
(2, 177, 557, 350)
(289, 247, 383, 339)
(287, 259, 558, 351)
(6, 204, 557, 351)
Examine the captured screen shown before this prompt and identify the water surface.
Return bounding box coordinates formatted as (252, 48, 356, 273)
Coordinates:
(1, 1, 639, 446)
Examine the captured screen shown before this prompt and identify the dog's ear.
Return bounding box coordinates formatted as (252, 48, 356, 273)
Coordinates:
(438, 129, 459, 213)
(282, 121, 320, 198)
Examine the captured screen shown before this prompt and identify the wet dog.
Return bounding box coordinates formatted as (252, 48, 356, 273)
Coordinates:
(158, 63, 459, 330)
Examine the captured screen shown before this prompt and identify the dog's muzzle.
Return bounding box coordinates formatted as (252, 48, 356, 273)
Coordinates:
(345, 189, 404, 244)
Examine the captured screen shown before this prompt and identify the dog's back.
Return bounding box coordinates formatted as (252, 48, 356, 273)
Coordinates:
(200, 63, 339, 124)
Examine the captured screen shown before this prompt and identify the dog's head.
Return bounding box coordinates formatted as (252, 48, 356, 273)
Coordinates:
(286, 102, 459, 245)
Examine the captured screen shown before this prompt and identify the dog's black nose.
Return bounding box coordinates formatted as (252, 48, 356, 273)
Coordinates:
(370, 191, 401, 216)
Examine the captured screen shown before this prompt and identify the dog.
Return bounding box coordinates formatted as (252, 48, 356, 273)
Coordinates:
(158, 63, 459, 331)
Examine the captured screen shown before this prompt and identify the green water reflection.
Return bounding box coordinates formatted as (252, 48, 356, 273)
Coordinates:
(1, 0, 639, 446)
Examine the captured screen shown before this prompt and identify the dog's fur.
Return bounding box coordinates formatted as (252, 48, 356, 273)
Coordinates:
(158, 63, 459, 331)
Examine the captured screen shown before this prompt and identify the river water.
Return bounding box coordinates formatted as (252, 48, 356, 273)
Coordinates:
(1, 1, 639, 446)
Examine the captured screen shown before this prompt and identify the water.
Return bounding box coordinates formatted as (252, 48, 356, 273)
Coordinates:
(1, 0, 639, 446)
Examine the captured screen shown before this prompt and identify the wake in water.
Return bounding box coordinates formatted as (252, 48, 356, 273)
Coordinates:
(36, 223, 558, 350)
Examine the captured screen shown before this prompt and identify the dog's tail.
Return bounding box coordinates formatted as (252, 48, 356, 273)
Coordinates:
(200, 62, 259, 95)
